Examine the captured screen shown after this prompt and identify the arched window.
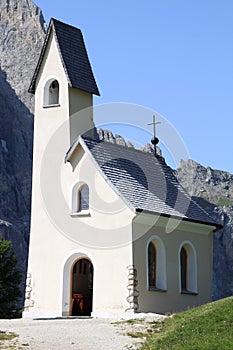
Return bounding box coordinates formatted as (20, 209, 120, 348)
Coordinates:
(179, 242, 197, 294)
(147, 236, 167, 291)
(180, 247, 187, 291)
(79, 184, 89, 211)
(44, 79, 60, 106)
(148, 242, 156, 288)
(71, 182, 90, 215)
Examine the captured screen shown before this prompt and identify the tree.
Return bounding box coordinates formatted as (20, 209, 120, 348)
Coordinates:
(0, 240, 22, 318)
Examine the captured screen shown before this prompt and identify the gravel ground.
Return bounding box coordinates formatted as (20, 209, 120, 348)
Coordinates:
(0, 314, 166, 350)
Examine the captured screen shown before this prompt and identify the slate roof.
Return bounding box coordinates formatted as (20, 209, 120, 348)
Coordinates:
(29, 18, 100, 95)
(66, 137, 221, 228)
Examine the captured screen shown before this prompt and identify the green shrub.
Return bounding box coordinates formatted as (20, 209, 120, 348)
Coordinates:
(0, 240, 22, 318)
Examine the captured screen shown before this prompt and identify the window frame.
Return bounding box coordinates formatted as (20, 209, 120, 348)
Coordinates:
(146, 236, 167, 292)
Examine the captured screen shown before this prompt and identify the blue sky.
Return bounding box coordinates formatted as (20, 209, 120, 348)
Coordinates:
(35, 0, 233, 173)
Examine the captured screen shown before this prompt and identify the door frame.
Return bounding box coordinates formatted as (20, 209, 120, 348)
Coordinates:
(62, 251, 95, 317)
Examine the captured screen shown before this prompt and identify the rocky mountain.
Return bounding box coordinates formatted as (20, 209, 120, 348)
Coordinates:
(0, 0, 46, 306)
(0, 0, 46, 113)
(176, 160, 233, 300)
(0, 0, 232, 307)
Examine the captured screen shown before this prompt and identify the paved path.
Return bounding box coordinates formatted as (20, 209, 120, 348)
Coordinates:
(0, 317, 136, 349)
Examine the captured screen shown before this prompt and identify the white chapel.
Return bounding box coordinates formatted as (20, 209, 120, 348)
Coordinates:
(23, 18, 220, 318)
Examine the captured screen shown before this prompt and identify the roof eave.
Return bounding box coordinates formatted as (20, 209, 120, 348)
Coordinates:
(68, 84, 100, 96)
(135, 208, 223, 230)
(64, 135, 83, 163)
(28, 19, 53, 94)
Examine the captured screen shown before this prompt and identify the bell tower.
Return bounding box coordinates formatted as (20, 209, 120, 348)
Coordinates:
(24, 19, 100, 317)
(28, 18, 100, 146)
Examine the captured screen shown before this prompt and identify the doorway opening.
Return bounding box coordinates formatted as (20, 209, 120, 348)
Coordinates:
(71, 258, 93, 316)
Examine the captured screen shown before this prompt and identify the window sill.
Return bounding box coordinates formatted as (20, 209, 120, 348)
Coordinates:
(181, 290, 198, 296)
(43, 104, 61, 109)
(148, 287, 167, 293)
(70, 211, 90, 217)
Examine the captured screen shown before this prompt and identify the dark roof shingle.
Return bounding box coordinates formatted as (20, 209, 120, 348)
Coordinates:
(29, 18, 100, 95)
(81, 137, 220, 227)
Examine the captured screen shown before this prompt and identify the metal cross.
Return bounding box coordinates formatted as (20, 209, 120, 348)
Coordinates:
(148, 115, 161, 156)
(148, 115, 161, 139)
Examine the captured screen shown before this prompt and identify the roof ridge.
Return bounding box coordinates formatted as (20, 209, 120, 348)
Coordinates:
(51, 19, 72, 87)
(51, 17, 82, 31)
(83, 136, 166, 162)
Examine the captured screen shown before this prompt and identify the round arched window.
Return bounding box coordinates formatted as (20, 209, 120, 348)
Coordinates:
(44, 79, 60, 106)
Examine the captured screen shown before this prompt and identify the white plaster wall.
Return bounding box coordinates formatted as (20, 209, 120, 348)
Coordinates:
(60, 147, 135, 316)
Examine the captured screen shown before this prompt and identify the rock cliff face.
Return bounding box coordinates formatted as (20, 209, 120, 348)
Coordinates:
(0, 0, 46, 306)
(0, 0, 46, 113)
(176, 160, 233, 300)
(0, 0, 232, 307)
